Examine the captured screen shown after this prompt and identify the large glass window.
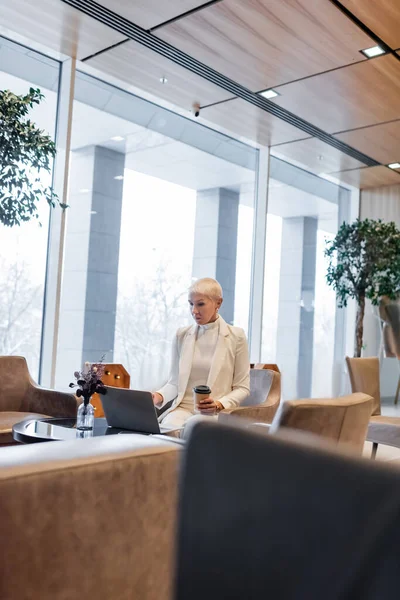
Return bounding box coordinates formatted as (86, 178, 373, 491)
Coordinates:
(261, 160, 343, 400)
(0, 37, 59, 379)
(55, 72, 257, 389)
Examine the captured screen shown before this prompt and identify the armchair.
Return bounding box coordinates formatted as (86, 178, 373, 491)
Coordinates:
(346, 356, 400, 458)
(175, 420, 400, 600)
(0, 356, 77, 444)
(219, 368, 281, 424)
(251, 392, 373, 455)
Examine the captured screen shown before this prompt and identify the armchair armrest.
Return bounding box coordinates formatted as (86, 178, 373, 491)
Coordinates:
(28, 387, 78, 418)
(219, 404, 278, 425)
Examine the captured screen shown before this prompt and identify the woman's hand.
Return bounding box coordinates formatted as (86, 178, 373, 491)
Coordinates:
(198, 398, 224, 415)
(152, 392, 164, 407)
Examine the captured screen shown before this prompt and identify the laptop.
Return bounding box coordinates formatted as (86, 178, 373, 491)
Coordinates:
(102, 386, 175, 435)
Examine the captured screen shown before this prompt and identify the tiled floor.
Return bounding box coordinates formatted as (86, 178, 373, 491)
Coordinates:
(362, 398, 400, 462)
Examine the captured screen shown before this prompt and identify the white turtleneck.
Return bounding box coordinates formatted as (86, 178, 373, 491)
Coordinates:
(180, 317, 220, 412)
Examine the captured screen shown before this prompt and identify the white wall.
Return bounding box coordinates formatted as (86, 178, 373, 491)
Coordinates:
(360, 184, 400, 399)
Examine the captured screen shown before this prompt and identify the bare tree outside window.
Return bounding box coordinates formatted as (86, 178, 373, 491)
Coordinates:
(114, 261, 192, 391)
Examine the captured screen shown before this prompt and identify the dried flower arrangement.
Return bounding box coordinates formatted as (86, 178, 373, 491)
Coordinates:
(69, 360, 107, 405)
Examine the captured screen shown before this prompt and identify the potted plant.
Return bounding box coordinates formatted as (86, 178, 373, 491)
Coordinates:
(0, 87, 66, 227)
(325, 218, 400, 357)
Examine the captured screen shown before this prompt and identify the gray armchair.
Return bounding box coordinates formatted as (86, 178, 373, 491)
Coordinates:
(175, 420, 400, 600)
(0, 356, 77, 444)
(219, 368, 281, 424)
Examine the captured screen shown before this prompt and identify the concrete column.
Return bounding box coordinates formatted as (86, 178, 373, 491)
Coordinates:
(55, 146, 125, 387)
(192, 188, 239, 324)
(276, 217, 317, 399)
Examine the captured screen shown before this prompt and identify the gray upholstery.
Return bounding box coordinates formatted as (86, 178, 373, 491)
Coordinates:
(175, 421, 400, 600)
(242, 369, 272, 406)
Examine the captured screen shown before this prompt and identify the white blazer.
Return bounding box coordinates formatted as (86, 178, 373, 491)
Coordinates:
(157, 316, 250, 420)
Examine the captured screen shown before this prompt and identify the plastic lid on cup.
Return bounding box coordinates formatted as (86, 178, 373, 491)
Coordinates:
(193, 385, 211, 394)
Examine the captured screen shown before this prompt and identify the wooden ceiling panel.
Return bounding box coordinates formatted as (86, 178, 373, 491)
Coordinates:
(335, 121, 400, 165)
(201, 99, 306, 147)
(270, 55, 400, 133)
(96, 0, 207, 30)
(330, 166, 400, 189)
(340, 0, 400, 49)
(0, 0, 126, 60)
(271, 138, 366, 175)
(89, 40, 232, 110)
(155, 0, 373, 91)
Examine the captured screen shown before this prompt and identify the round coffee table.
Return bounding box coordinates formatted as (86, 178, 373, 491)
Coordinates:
(13, 417, 142, 443)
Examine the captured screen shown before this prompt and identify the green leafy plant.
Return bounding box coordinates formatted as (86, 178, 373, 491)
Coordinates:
(0, 87, 66, 227)
(325, 218, 400, 357)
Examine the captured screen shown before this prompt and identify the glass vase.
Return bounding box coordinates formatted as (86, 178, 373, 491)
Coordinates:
(76, 399, 95, 431)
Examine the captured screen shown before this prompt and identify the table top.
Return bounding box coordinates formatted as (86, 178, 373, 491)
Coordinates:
(12, 418, 153, 444)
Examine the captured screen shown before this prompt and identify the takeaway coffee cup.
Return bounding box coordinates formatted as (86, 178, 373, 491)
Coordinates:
(193, 385, 211, 413)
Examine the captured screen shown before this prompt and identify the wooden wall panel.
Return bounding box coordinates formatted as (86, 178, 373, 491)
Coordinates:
(340, 0, 400, 49)
(97, 0, 207, 30)
(335, 121, 400, 165)
(156, 0, 372, 91)
(89, 39, 233, 110)
(0, 0, 126, 59)
(271, 138, 366, 175)
(201, 98, 306, 147)
(270, 55, 400, 133)
(330, 166, 400, 189)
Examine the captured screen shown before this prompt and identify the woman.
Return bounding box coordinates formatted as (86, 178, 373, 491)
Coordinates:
(152, 277, 250, 429)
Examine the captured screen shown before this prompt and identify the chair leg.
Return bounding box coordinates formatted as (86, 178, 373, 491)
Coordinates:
(395, 374, 400, 406)
(371, 443, 378, 459)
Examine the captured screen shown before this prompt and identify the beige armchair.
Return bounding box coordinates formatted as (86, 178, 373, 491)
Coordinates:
(0, 356, 77, 444)
(219, 368, 281, 424)
(251, 393, 373, 455)
(346, 356, 400, 458)
(0, 434, 180, 599)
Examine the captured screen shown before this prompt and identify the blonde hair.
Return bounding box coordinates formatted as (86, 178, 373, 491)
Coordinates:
(189, 278, 223, 301)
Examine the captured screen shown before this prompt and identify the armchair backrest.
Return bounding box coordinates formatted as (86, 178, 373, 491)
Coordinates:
(0, 356, 32, 412)
(175, 421, 400, 600)
(270, 393, 373, 454)
(242, 369, 281, 407)
(346, 356, 381, 416)
(0, 435, 180, 599)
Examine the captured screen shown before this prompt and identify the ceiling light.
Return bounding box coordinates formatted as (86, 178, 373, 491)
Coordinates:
(111, 136, 124, 142)
(388, 162, 400, 169)
(159, 77, 168, 84)
(114, 175, 124, 181)
(79, 188, 90, 193)
(361, 45, 385, 58)
(258, 88, 279, 100)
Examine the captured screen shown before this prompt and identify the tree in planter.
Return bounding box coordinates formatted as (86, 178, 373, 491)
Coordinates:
(325, 218, 400, 357)
(0, 87, 65, 227)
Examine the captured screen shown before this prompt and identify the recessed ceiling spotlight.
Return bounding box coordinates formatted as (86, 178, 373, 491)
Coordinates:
(159, 76, 168, 84)
(79, 188, 90, 193)
(258, 88, 279, 100)
(114, 175, 124, 181)
(111, 136, 124, 142)
(360, 45, 385, 58)
(388, 162, 400, 169)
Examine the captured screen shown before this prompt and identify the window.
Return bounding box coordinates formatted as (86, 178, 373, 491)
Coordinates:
(55, 72, 257, 389)
(0, 37, 59, 379)
(261, 159, 346, 400)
